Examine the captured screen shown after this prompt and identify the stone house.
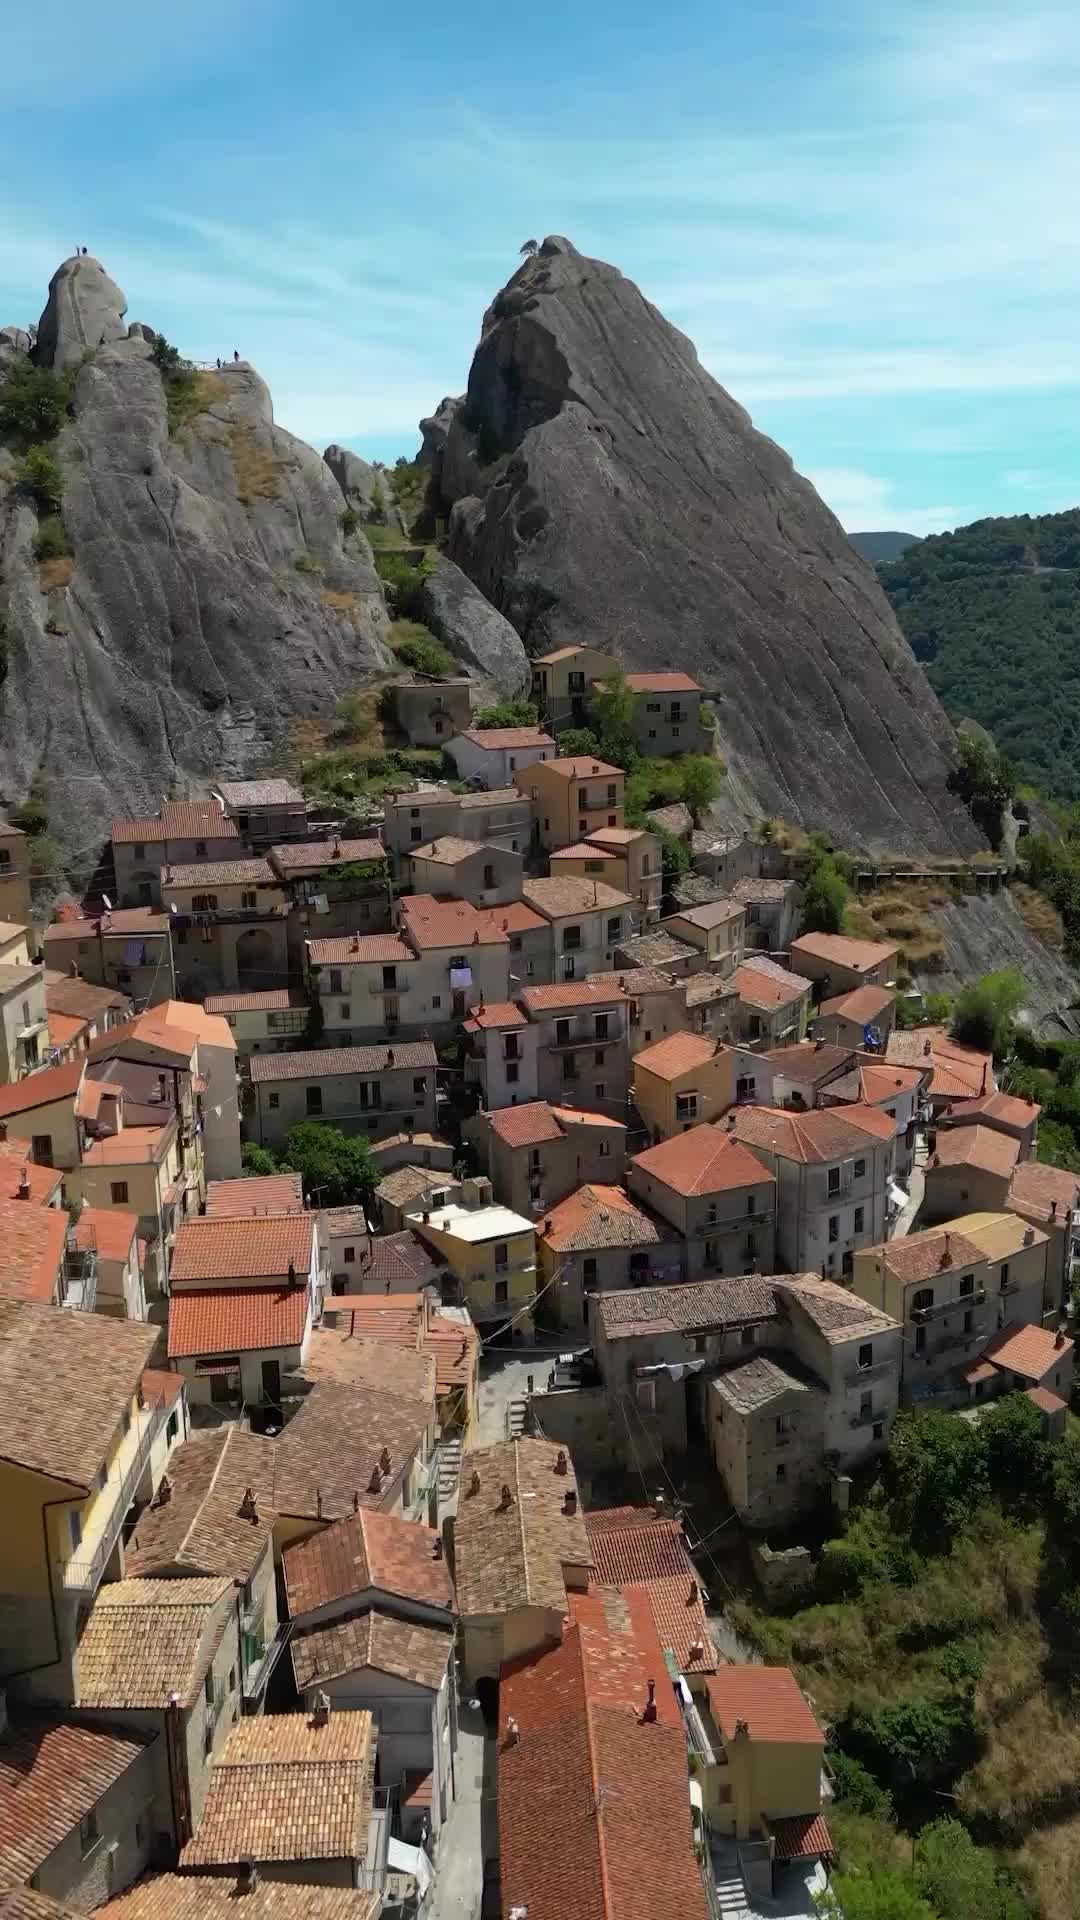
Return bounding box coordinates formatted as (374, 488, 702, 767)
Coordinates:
(813, 983, 897, 1049)
(938, 1089, 1040, 1160)
(731, 959, 813, 1048)
(467, 1099, 627, 1216)
(550, 826, 661, 922)
(270, 838, 392, 948)
(463, 1000, 539, 1108)
(446, 725, 555, 788)
(515, 756, 625, 854)
(730, 1102, 896, 1278)
(409, 1197, 537, 1340)
(789, 932, 898, 998)
(382, 784, 531, 872)
(589, 966, 688, 1055)
(617, 670, 708, 755)
(522, 876, 637, 983)
(213, 779, 308, 849)
(921, 1124, 1021, 1224)
(690, 830, 757, 890)
(111, 801, 242, 908)
(393, 678, 473, 748)
(407, 836, 522, 908)
(166, 1211, 320, 1412)
(731, 876, 801, 954)
(627, 1126, 777, 1279)
(818, 1058, 926, 1182)
(306, 898, 510, 1042)
(519, 978, 632, 1117)
(536, 1181, 677, 1335)
(1006, 1160, 1079, 1323)
(0, 957, 47, 1082)
(43, 910, 178, 1012)
(0, 1713, 157, 1907)
(885, 1025, 995, 1112)
(662, 901, 746, 980)
(247, 1041, 437, 1151)
(161, 859, 288, 999)
(203, 987, 311, 1059)
(0, 816, 31, 924)
(529, 642, 619, 731)
(632, 1031, 735, 1142)
(697, 1665, 831, 1899)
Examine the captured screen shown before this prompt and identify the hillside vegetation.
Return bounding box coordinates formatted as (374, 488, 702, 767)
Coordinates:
(879, 511, 1080, 800)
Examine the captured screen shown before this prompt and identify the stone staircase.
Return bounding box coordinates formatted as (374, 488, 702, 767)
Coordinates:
(711, 1867, 750, 1920)
(506, 1397, 527, 1439)
(438, 1437, 462, 1506)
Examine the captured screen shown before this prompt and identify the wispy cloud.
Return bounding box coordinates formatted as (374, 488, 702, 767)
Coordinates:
(807, 467, 960, 537)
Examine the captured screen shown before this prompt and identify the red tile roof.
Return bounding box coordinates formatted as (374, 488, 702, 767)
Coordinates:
(398, 893, 508, 948)
(880, 1227, 986, 1283)
(168, 1285, 309, 1358)
(706, 1665, 824, 1745)
(498, 1584, 708, 1920)
(460, 726, 554, 749)
(817, 984, 896, 1023)
(307, 931, 415, 965)
(523, 877, 632, 918)
(477, 900, 548, 936)
(769, 1814, 833, 1860)
(323, 1293, 477, 1398)
(80, 1124, 174, 1166)
(248, 1042, 435, 1083)
(539, 1184, 660, 1254)
(488, 1101, 566, 1147)
(47, 1009, 88, 1051)
(270, 837, 383, 872)
(584, 1506, 666, 1537)
(623, 1572, 718, 1673)
(203, 988, 308, 1014)
(520, 979, 628, 1012)
(0, 1144, 62, 1206)
(733, 961, 811, 1011)
(170, 1214, 314, 1285)
(976, 1321, 1072, 1384)
(0, 1715, 151, 1881)
(164, 858, 277, 889)
(0, 1058, 82, 1118)
(730, 1102, 893, 1163)
(790, 931, 898, 972)
(111, 803, 239, 845)
(0, 1198, 68, 1302)
(929, 1125, 1020, 1179)
(283, 1506, 452, 1617)
(622, 672, 701, 693)
(632, 1125, 774, 1197)
(588, 1516, 693, 1585)
(1008, 1159, 1079, 1223)
(633, 1031, 723, 1080)
(539, 755, 626, 780)
(946, 1090, 1041, 1131)
(72, 1206, 138, 1264)
(463, 1001, 527, 1032)
(885, 1025, 991, 1100)
(205, 1173, 306, 1217)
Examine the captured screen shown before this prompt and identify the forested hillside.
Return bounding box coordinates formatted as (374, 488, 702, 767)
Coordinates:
(880, 511, 1080, 799)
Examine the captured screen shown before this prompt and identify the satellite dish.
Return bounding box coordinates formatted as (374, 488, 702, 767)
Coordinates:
(101, 893, 113, 910)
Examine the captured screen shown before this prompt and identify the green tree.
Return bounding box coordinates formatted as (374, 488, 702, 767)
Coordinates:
(589, 670, 639, 769)
(887, 1408, 988, 1554)
(150, 333, 184, 375)
(815, 1869, 932, 1920)
(948, 730, 1015, 849)
(281, 1121, 379, 1209)
(474, 698, 539, 729)
(979, 1392, 1052, 1514)
(16, 444, 63, 516)
(801, 846, 850, 936)
(555, 726, 600, 757)
(828, 1749, 893, 1817)
(678, 754, 721, 820)
(241, 1141, 279, 1176)
(519, 238, 540, 256)
(951, 969, 1024, 1056)
(0, 360, 74, 446)
(915, 1816, 1030, 1920)
(339, 506, 360, 536)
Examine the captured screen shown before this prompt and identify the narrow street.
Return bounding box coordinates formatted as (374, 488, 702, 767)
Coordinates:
(890, 1133, 928, 1238)
(427, 1703, 493, 1920)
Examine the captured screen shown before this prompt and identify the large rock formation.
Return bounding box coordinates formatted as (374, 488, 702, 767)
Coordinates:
(421, 237, 981, 854)
(0, 264, 391, 869)
(417, 556, 529, 698)
(34, 254, 128, 370)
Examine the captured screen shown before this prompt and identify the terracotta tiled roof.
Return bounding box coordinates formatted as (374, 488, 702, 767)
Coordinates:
(633, 1031, 722, 1080)
(550, 841, 617, 861)
(80, 1124, 174, 1166)
(617, 929, 698, 968)
(685, 971, 736, 1008)
(498, 1585, 708, 1920)
(1025, 1385, 1068, 1416)
(0, 1057, 82, 1118)
(1008, 1159, 1079, 1224)
(534, 643, 590, 663)
(0, 1300, 157, 1490)
(667, 899, 744, 930)
(168, 1286, 309, 1359)
(409, 835, 481, 863)
(539, 1184, 661, 1253)
(72, 1205, 139, 1265)
(977, 1321, 1072, 1384)
(712, 1354, 817, 1413)
(292, 1609, 454, 1694)
(463, 1000, 527, 1031)
(945, 1090, 1041, 1131)
(204, 988, 308, 1013)
(285, 1506, 452, 1617)
(164, 858, 277, 889)
(112, 803, 239, 845)
(399, 892, 508, 948)
(706, 1665, 824, 1745)
(946, 1210, 1048, 1261)
(73, 1575, 233, 1708)
(731, 877, 794, 903)
(179, 1712, 374, 1869)
(324, 1230, 446, 1291)
(205, 1173, 306, 1217)
(537, 755, 625, 781)
(586, 826, 650, 847)
(817, 983, 896, 1023)
(0, 1715, 151, 1882)
(523, 876, 632, 918)
(457, 784, 529, 810)
(730, 1102, 893, 1162)
(584, 1505, 665, 1537)
(588, 969, 682, 996)
(624, 1573, 719, 1673)
(646, 802, 692, 837)
(217, 778, 304, 807)
(551, 1106, 627, 1132)
(769, 1814, 833, 1860)
(102, 1875, 379, 1920)
(141, 1365, 185, 1406)
(273, 1380, 431, 1524)
(885, 1025, 991, 1099)
(0, 1144, 62, 1206)
(47, 1009, 88, 1050)
(125, 1426, 275, 1582)
(790, 931, 898, 972)
(733, 961, 812, 1010)
(45, 972, 129, 1020)
(520, 979, 627, 1012)
(487, 1101, 565, 1147)
(0, 1198, 67, 1303)
(302, 1326, 436, 1406)
(270, 838, 383, 872)
(773, 1274, 898, 1342)
(823, 1061, 924, 1107)
(460, 726, 554, 749)
(307, 931, 414, 964)
(632, 1125, 774, 1197)
(476, 899, 548, 936)
(928, 1124, 1020, 1179)
(455, 1437, 591, 1616)
(375, 1165, 445, 1210)
(622, 671, 701, 692)
(879, 1227, 986, 1284)
(170, 1214, 314, 1285)
(589, 1517, 692, 1585)
(596, 1276, 778, 1339)
(249, 1042, 435, 1082)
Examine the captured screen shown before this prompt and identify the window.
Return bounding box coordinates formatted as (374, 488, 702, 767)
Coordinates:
(382, 965, 398, 991)
(228, 1667, 237, 1693)
(676, 1092, 699, 1122)
(410, 807, 420, 818)
(648, 729, 657, 740)
(595, 1013, 609, 1042)
(339, 1003, 351, 1021)
(449, 954, 466, 969)
(195, 839, 206, 856)
(494, 1279, 508, 1304)
(827, 1166, 841, 1195)
(594, 1082, 605, 1100)
(1000, 1262, 1010, 1291)
(329, 969, 342, 994)
(411, 826, 422, 843)
(963, 1309, 973, 1333)
(268, 1091, 279, 1109)
(915, 1325, 926, 1355)
(740, 1325, 755, 1348)
(606, 917, 621, 942)
(599, 1139, 611, 1157)
(607, 784, 617, 804)
(854, 1205, 864, 1232)
(854, 1158, 866, 1178)
(635, 1376, 656, 1412)
(705, 1240, 719, 1266)
(563, 1056, 578, 1082)
(205, 1670, 214, 1706)
(775, 1464, 786, 1484)
(556, 1019, 571, 1044)
(192, 893, 218, 912)
(858, 1343, 873, 1369)
(607, 815, 617, 827)
(828, 1215, 839, 1243)
(873, 1421, 884, 1442)
(578, 788, 588, 810)
(241, 891, 257, 911)
(133, 842, 145, 859)
(506, 1064, 519, 1083)
(434, 718, 444, 735)
(343, 1245, 356, 1264)
(79, 1811, 99, 1857)
(31, 1134, 53, 1166)
(563, 926, 582, 952)
(484, 865, 495, 888)
(111, 1180, 129, 1205)
(736, 1075, 755, 1101)
(583, 1258, 597, 1286)
(494, 1242, 509, 1271)
(432, 995, 441, 1009)
(913, 1287, 934, 1311)
(860, 1390, 872, 1418)
(959, 1273, 974, 1296)
(305, 1086, 323, 1115)
(591, 1048, 604, 1067)
(70, 1508, 83, 1550)
(166, 1411, 179, 1443)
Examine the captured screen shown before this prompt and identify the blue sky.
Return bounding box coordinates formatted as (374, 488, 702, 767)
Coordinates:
(3, 0, 1078, 535)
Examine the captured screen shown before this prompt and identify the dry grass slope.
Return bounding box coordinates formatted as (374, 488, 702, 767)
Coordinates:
(228, 423, 283, 505)
(38, 555, 73, 591)
(846, 882, 948, 972)
(1012, 881, 1065, 951)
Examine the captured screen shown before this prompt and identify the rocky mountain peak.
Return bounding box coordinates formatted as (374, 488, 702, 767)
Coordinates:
(34, 253, 128, 369)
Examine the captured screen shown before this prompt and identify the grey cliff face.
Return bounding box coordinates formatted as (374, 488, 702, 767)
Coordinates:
(323, 443, 392, 520)
(423, 236, 980, 854)
(0, 292, 391, 869)
(35, 254, 128, 370)
(416, 556, 529, 698)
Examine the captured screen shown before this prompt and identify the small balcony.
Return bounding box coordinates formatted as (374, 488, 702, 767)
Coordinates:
(59, 1396, 167, 1596)
(59, 1240, 97, 1314)
(241, 1619, 293, 1710)
(911, 1286, 985, 1323)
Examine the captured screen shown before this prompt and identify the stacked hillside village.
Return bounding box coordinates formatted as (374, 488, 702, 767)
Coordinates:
(0, 639, 1072, 1920)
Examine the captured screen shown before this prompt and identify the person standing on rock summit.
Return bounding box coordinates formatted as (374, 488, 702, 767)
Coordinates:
(233, 349, 239, 363)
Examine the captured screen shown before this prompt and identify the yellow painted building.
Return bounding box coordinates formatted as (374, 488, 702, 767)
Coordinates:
(408, 1199, 537, 1339)
(550, 827, 662, 922)
(0, 1299, 160, 1698)
(632, 1031, 736, 1142)
(529, 643, 619, 731)
(699, 1665, 826, 1841)
(515, 756, 625, 854)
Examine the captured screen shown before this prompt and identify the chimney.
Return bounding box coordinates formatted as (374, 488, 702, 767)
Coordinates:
(734, 1717, 750, 1740)
(369, 1465, 383, 1494)
(239, 1486, 259, 1522)
(422, 1209, 430, 1224)
(563, 1488, 577, 1516)
(653, 1491, 666, 1517)
(1051, 1199, 1058, 1220)
(554, 1449, 568, 1476)
(504, 1715, 520, 1747)
(156, 1472, 173, 1507)
(1023, 1226, 1035, 1246)
(16, 1170, 30, 1200)
(640, 1679, 657, 1724)
(316, 1488, 323, 1520)
(352, 1490, 360, 1513)
(938, 1232, 951, 1271)
(379, 1446, 391, 1475)
(387, 1047, 395, 1065)
(433, 1535, 444, 1559)
(499, 1482, 514, 1510)
(288, 1260, 298, 1288)
(235, 1860, 258, 1896)
(688, 1639, 705, 1662)
(311, 1690, 331, 1727)
(686, 1579, 698, 1606)
(468, 1468, 480, 1497)
(1056, 1328, 1067, 1348)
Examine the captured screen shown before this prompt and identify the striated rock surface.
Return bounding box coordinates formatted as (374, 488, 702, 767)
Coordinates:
(323, 443, 394, 521)
(0, 268, 391, 870)
(422, 236, 982, 854)
(34, 254, 128, 371)
(416, 555, 529, 698)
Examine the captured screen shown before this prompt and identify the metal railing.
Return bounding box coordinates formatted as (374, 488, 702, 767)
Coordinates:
(242, 1620, 293, 1708)
(60, 1401, 166, 1594)
(60, 1242, 97, 1313)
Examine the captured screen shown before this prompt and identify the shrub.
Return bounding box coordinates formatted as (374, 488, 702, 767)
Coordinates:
(914, 1816, 1031, 1920)
(801, 844, 850, 935)
(474, 698, 539, 729)
(281, 1121, 378, 1209)
(389, 623, 454, 678)
(339, 506, 360, 536)
(678, 753, 722, 819)
(32, 515, 68, 562)
(241, 1141, 279, 1176)
(12, 783, 49, 837)
(948, 728, 1016, 849)
(17, 445, 64, 516)
(887, 1409, 988, 1554)
(375, 550, 429, 617)
(0, 361, 74, 446)
(555, 726, 600, 757)
(294, 551, 322, 575)
(828, 1749, 893, 1818)
(951, 969, 1024, 1056)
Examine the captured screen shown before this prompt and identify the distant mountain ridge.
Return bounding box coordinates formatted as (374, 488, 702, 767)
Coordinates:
(877, 508, 1080, 800)
(848, 530, 920, 564)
